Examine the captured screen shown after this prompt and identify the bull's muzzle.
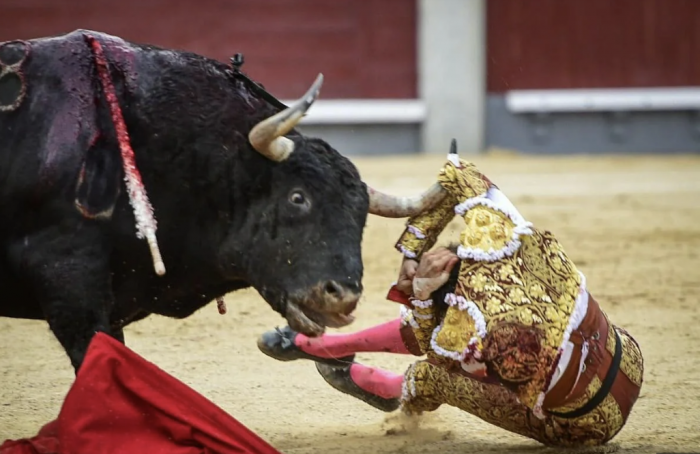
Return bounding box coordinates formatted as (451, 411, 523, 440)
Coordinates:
(285, 280, 361, 337)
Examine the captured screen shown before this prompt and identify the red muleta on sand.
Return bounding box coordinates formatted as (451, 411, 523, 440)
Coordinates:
(1, 333, 281, 454)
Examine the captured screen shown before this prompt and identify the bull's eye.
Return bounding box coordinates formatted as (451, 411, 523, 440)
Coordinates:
(289, 191, 306, 205)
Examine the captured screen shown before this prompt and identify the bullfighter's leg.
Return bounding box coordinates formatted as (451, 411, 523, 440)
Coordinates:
(257, 316, 421, 367)
(321, 358, 626, 447)
(10, 224, 118, 372)
(315, 362, 403, 412)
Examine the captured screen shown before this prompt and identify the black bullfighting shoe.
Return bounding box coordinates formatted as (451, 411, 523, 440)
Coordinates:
(256, 325, 355, 368)
(315, 362, 401, 413)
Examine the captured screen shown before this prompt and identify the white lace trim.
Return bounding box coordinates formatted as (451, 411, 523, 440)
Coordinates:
(400, 362, 419, 404)
(398, 244, 417, 259)
(545, 271, 588, 392)
(412, 311, 433, 320)
(533, 392, 547, 420)
(547, 340, 575, 392)
(407, 225, 426, 239)
(399, 305, 419, 329)
(428, 293, 488, 363)
(454, 188, 534, 262)
(539, 271, 590, 418)
(430, 321, 467, 362)
(445, 293, 488, 340)
(410, 298, 433, 309)
(553, 271, 589, 371)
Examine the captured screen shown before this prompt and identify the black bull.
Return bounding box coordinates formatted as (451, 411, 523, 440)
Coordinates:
(0, 29, 446, 372)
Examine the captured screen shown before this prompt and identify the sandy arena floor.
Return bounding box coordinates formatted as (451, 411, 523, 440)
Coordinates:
(1, 152, 700, 453)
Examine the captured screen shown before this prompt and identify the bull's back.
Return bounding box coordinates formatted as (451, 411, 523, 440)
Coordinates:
(0, 30, 121, 217)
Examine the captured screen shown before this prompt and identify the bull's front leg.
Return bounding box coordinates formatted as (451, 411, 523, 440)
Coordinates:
(10, 223, 119, 372)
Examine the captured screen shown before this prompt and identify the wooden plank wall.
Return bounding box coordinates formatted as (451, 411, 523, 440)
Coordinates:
(487, 0, 700, 92)
(0, 0, 417, 99)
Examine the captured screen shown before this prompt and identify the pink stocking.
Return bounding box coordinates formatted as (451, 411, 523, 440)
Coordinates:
(350, 363, 403, 399)
(295, 318, 410, 358)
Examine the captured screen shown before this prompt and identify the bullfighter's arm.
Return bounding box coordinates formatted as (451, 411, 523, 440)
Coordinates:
(394, 159, 494, 260)
(394, 195, 458, 260)
(394, 159, 498, 353)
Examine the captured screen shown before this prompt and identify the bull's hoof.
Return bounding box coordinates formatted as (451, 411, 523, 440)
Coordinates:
(315, 362, 401, 413)
(256, 326, 355, 368)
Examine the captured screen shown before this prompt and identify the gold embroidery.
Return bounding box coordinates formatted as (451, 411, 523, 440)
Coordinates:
(460, 205, 516, 252)
(434, 307, 476, 354)
(425, 231, 581, 408)
(402, 361, 626, 447)
(394, 159, 636, 447)
(616, 326, 644, 388)
(398, 158, 584, 412)
(550, 376, 604, 414)
(395, 158, 493, 259)
(606, 317, 616, 355)
(455, 231, 581, 344)
(481, 323, 547, 384)
(395, 194, 457, 258)
(410, 304, 438, 354)
(437, 159, 490, 200)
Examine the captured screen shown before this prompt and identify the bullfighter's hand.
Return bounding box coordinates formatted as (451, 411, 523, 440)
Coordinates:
(412, 248, 459, 300)
(396, 257, 418, 296)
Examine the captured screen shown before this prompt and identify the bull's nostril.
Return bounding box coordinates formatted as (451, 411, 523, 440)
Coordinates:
(324, 280, 343, 297)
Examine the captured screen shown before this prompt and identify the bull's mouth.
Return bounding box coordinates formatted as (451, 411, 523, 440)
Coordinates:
(258, 281, 361, 337)
(285, 301, 356, 337)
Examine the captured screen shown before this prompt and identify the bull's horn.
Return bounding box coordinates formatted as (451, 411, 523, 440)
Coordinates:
(248, 73, 324, 162)
(367, 182, 447, 218)
(366, 138, 460, 218)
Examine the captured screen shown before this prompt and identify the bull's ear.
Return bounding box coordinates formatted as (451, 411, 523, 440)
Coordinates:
(75, 135, 122, 220)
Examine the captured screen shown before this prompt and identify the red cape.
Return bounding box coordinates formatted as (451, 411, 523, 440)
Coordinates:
(1, 333, 280, 454)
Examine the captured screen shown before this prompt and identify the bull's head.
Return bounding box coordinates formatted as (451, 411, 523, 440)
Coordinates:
(222, 74, 447, 337)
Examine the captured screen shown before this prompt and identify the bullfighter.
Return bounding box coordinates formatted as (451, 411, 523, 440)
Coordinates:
(257, 140, 644, 447)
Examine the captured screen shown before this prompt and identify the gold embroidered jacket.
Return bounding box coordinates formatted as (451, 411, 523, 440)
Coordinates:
(396, 158, 585, 413)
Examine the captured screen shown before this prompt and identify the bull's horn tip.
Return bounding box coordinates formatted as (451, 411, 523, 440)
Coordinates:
(449, 138, 458, 154)
(303, 74, 324, 106)
(312, 73, 324, 94)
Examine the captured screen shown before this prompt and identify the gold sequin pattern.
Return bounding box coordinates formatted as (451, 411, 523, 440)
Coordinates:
(434, 306, 477, 354)
(401, 360, 443, 415)
(401, 361, 627, 447)
(616, 326, 645, 388)
(550, 376, 605, 414)
(395, 158, 492, 259)
(395, 194, 457, 258)
(460, 205, 516, 252)
(411, 304, 438, 354)
(437, 159, 490, 200)
(392, 159, 634, 446)
(605, 315, 616, 355)
(429, 230, 581, 408)
(457, 232, 581, 346)
(397, 159, 584, 414)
